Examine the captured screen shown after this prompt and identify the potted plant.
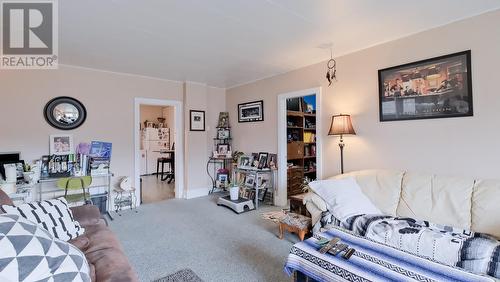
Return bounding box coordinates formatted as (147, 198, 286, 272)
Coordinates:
(23, 163, 35, 184)
(228, 178, 244, 201)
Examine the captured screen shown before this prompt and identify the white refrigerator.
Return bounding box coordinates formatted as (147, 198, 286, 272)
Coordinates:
(141, 128, 170, 175)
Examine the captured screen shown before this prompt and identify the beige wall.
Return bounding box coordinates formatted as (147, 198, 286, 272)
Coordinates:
(0, 66, 183, 185)
(0, 66, 225, 201)
(140, 105, 164, 127)
(227, 10, 500, 180)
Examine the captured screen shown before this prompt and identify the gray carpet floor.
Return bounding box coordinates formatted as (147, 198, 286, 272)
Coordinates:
(109, 194, 298, 282)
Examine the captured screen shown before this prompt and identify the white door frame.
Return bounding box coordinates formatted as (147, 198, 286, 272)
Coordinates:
(276, 87, 323, 207)
(134, 98, 185, 202)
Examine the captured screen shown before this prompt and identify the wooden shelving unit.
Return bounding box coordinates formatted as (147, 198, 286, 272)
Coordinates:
(286, 97, 317, 198)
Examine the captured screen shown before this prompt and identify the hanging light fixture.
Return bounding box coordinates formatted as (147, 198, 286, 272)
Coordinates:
(326, 47, 337, 86)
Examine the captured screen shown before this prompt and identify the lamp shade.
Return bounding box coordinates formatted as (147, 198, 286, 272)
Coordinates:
(328, 114, 356, 136)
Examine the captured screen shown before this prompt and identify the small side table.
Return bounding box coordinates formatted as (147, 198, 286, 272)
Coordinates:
(278, 212, 311, 241)
(113, 187, 138, 215)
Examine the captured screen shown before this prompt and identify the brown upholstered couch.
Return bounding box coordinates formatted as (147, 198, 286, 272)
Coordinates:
(0, 189, 138, 282)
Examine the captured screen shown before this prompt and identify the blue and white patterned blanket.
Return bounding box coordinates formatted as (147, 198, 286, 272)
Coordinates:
(284, 227, 497, 282)
(343, 215, 500, 279)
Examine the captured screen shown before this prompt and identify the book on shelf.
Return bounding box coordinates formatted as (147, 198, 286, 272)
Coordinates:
(303, 132, 316, 143)
(89, 157, 110, 176)
(89, 141, 112, 160)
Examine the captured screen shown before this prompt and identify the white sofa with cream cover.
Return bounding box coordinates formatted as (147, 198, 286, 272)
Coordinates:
(319, 169, 500, 239)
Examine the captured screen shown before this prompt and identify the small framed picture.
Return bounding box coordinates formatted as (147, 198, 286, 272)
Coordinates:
(190, 110, 205, 131)
(217, 144, 230, 155)
(250, 153, 259, 167)
(267, 154, 277, 170)
(49, 134, 74, 155)
(2, 161, 26, 180)
(217, 128, 230, 139)
(238, 100, 264, 123)
(239, 187, 247, 198)
(247, 190, 256, 200)
(257, 152, 268, 169)
(245, 174, 256, 188)
(257, 174, 270, 188)
(217, 173, 228, 185)
(217, 112, 230, 128)
(238, 155, 251, 168)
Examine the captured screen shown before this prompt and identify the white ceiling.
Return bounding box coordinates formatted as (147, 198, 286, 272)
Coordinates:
(59, 0, 500, 88)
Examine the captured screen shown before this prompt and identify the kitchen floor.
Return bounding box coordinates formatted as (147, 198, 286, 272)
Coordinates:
(140, 175, 175, 204)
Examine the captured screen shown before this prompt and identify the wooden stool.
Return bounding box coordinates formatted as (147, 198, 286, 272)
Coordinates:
(278, 212, 311, 241)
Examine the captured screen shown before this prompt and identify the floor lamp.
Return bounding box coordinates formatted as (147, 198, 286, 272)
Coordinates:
(328, 114, 356, 174)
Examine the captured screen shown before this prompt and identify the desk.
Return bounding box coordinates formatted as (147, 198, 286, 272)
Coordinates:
(37, 173, 114, 220)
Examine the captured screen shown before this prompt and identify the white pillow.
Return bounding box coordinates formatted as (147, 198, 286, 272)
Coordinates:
(303, 192, 328, 212)
(308, 177, 381, 222)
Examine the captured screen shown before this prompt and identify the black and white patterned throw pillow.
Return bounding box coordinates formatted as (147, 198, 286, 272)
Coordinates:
(0, 214, 90, 281)
(1, 198, 85, 241)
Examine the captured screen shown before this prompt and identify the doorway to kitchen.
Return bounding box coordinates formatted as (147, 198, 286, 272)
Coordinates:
(134, 98, 184, 205)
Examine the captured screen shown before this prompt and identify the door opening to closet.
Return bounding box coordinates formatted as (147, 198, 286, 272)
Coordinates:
(286, 95, 317, 197)
(277, 87, 322, 207)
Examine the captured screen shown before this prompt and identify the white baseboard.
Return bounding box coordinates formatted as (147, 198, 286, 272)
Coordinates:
(185, 187, 210, 199)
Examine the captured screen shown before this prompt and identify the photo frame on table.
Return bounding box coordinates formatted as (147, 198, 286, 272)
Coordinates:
(217, 173, 228, 183)
(217, 112, 230, 128)
(239, 187, 255, 200)
(217, 144, 230, 155)
(0, 161, 25, 181)
(238, 100, 264, 123)
(217, 128, 230, 139)
(257, 174, 270, 188)
(267, 153, 277, 170)
(250, 153, 259, 167)
(238, 155, 252, 168)
(378, 50, 473, 122)
(248, 189, 256, 200)
(217, 173, 228, 188)
(239, 187, 248, 198)
(49, 134, 74, 155)
(189, 110, 205, 131)
(245, 174, 256, 188)
(257, 152, 268, 169)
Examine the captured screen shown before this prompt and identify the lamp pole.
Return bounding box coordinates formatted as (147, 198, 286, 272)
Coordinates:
(338, 134, 345, 174)
(329, 114, 355, 175)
